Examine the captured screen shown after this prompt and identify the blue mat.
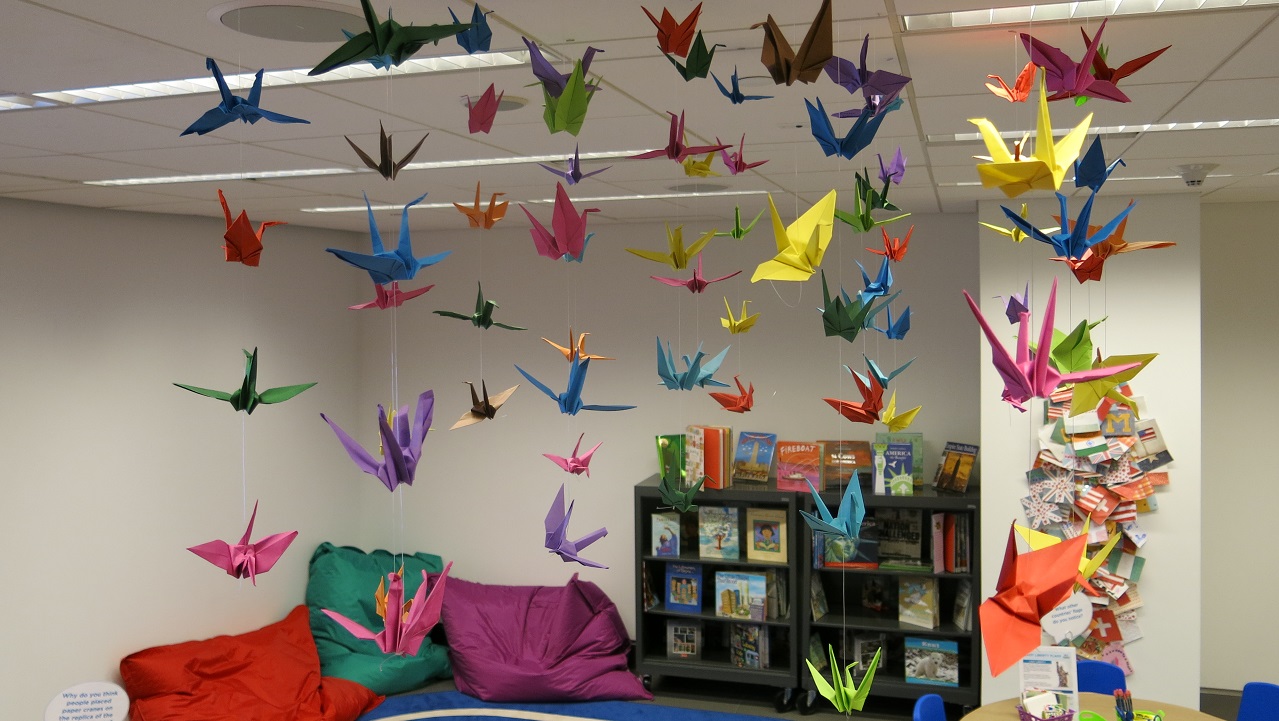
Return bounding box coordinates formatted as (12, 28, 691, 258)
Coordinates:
(358, 690, 782, 721)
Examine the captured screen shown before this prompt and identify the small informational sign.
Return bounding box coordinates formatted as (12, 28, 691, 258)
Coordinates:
(45, 681, 128, 721)
(1018, 645, 1079, 717)
(1041, 591, 1093, 644)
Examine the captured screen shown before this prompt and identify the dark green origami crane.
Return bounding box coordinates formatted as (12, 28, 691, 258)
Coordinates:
(659, 472, 706, 513)
(666, 31, 723, 81)
(434, 283, 526, 330)
(834, 168, 911, 233)
(309, 0, 470, 76)
(174, 348, 316, 414)
(819, 270, 900, 343)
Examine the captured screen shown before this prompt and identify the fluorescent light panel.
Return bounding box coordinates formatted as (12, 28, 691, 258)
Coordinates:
(940, 173, 1216, 187)
(301, 190, 770, 213)
(903, 0, 1279, 31)
(929, 118, 1279, 144)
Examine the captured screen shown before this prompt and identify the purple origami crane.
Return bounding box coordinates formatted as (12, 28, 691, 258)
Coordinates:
(323, 562, 452, 656)
(539, 144, 611, 185)
(996, 283, 1031, 325)
(321, 390, 434, 491)
(878, 147, 906, 185)
(545, 484, 608, 568)
(523, 37, 602, 98)
(543, 432, 602, 476)
(187, 501, 298, 585)
(824, 35, 912, 117)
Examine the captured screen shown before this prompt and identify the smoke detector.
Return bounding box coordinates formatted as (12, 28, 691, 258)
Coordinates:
(1173, 163, 1218, 187)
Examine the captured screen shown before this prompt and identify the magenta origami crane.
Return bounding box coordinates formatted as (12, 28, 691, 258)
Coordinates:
(187, 501, 298, 585)
(1021, 19, 1128, 103)
(631, 111, 730, 163)
(963, 278, 1139, 412)
(651, 255, 741, 293)
(466, 83, 503, 134)
(348, 281, 434, 310)
(520, 182, 599, 262)
(323, 562, 452, 656)
(321, 390, 434, 491)
(545, 484, 608, 568)
(717, 133, 768, 175)
(543, 432, 602, 476)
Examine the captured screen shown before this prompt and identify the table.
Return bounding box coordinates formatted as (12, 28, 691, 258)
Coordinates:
(962, 692, 1224, 721)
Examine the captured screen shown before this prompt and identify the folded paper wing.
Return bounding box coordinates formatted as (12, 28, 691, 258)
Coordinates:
(751, 0, 833, 86)
(751, 190, 836, 282)
(323, 562, 452, 656)
(544, 484, 608, 568)
(808, 644, 880, 713)
(187, 501, 298, 585)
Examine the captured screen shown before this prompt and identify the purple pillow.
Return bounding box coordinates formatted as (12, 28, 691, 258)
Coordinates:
(440, 574, 652, 702)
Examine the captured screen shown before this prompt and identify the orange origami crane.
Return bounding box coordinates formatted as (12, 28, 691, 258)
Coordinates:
(709, 375, 754, 413)
(867, 225, 912, 262)
(218, 189, 284, 266)
(454, 182, 509, 229)
(642, 2, 702, 58)
(823, 371, 884, 425)
(542, 328, 615, 362)
(985, 61, 1036, 102)
(1052, 203, 1175, 283)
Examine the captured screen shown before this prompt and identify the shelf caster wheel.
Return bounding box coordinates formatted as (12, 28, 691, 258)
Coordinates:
(798, 689, 821, 716)
(641, 675, 653, 692)
(774, 687, 799, 713)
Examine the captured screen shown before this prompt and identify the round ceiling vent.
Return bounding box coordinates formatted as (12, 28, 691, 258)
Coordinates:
(210, 1, 365, 43)
(457, 95, 530, 112)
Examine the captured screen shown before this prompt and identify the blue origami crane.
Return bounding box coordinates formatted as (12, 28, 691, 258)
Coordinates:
(856, 256, 893, 304)
(656, 338, 730, 390)
(538, 144, 610, 185)
(711, 66, 773, 104)
(545, 483, 608, 568)
(1001, 192, 1136, 260)
(1074, 136, 1126, 194)
(800, 478, 875, 551)
(326, 193, 450, 284)
(860, 355, 915, 388)
(516, 357, 634, 416)
(804, 95, 900, 160)
(449, 4, 493, 54)
(870, 302, 911, 339)
(181, 58, 310, 136)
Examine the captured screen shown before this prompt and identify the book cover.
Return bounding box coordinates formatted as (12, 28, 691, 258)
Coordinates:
(730, 624, 769, 669)
(745, 507, 787, 562)
(698, 506, 740, 560)
(656, 434, 685, 486)
(899, 577, 940, 629)
(809, 574, 829, 621)
(861, 575, 889, 612)
(885, 442, 915, 495)
(934, 441, 980, 492)
(642, 561, 660, 611)
(822, 517, 878, 567)
(820, 440, 873, 488)
(876, 431, 924, 484)
(684, 425, 706, 488)
(953, 578, 973, 632)
(716, 571, 767, 621)
(652, 511, 681, 557)
(701, 425, 730, 490)
(776, 441, 824, 492)
(666, 619, 702, 659)
(664, 562, 702, 614)
(807, 632, 828, 671)
(905, 637, 960, 686)
(931, 512, 945, 573)
(852, 632, 888, 681)
(877, 508, 925, 568)
(763, 568, 788, 619)
(733, 432, 777, 484)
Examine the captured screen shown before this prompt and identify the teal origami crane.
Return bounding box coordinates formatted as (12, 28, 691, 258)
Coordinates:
(856, 256, 893, 304)
(861, 355, 915, 388)
(656, 338, 731, 390)
(516, 357, 635, 416)
(181, 58, 310, 136)
(800, 477, 873, 547)
(808, 644, 881, 713)
(834, 168, 911, 232)
(659, 473, 706, 513)
(714, 205, 765, 239)
(433, 283, 525, 330)
(819, 270, 898, 343)
(327, 194, 450, 284)
(174, 348, 315, 415)
(309, 0, 469, 75)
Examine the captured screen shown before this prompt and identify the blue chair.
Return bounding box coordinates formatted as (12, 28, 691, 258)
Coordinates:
(1237, 681, 1279, 721)
(1077, 659, 1127, 695)
(914, 693, 946, 721)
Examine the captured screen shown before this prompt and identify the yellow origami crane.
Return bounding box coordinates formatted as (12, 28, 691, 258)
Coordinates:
(542, 328, 615, 362)
(807, 644, 880, 713)
(881, 390, 921, 432)
(682, 152, 720, 178)
(721, 298, 759, 334)
(1068, 353, 1156, 419)
(750, 189, 836, 282)
(979, 203, 1058, 243)
(626, 222, 716, 269)
(1014, 521, 1122, 590)
(969, 72, 1092, 198)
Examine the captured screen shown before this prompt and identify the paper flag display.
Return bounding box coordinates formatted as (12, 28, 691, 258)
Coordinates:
(709, 376, 754, 413)
(800, 477, 868, 542)
(823, 35, 911, 116)
(881, 391, 921, 432)
(309, 0, 468, 75)
(718, 134, 768, 175)
(868, 225, 912, 262)
(805, 95, 901, 160)
(327, 193, 450, 284)
(823, 371, 885, 425)
(544, 433, 602, 476)
(656, 339, 731, 390)
(175, 348, 316, 415)
(1077, 28, 1170, 105)
(321, 390, 434, 492)
(544, 484, 608, 568)
(980, 203, 1058, 244)
(643, 3, 702, 57)
(349, 281, 434, 310)
(543, 329, 614, 363)
(538, 144, 610, 185)
(627, 223, 715, 269)
(465, 83, 503, 134)
(187, 501, 298, 585)
(711, 66, 773, 104)
(450, 380, 519, 429)
(666, 31, 722, 81)
(1002, 192, 1136, 260)
(516, 357, 635, 415)
(521, 182, 599, 262)
(434, 283, 525, 330)
(1053, 204, 1175, 283)
(808, 645, 880, 713)
(449, 4, 493, 54)
(218, 189, 283, 266)
(454, 182, 508, 229)
(323, 562, 452, 656)
(986, 61, 1036, 102)
(1021, 18, 1128, 103)
(721, 298, 759, 334)
(715, 206, 765, 240)
(632, 111, 730, 163)
(751, 0, 833, 86)
(345, 122, 427, 180)
(751, 190, 836, 282)
(182, 58, 310, 136)
(651, 255, 741, 293)
(659, 472, 705, 512)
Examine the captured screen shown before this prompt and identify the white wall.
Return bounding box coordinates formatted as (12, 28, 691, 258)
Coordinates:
(977, 193, 1203, 707)
(1200, 202, 1279, 691)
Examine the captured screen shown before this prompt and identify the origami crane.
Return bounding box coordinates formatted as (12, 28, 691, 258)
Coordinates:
(666, 31, 722, 81)
(656, 338, 731, 390)
(857, 256, 894, 304)
(870, 302, 911, 339)
(751, 190, 836, 282)
(348, 281, 434, 310)
(1021, 18, 1129, 103)
(881, 390, 921, 432)
(868, 225, 912, 262)
(979, 524, 1088, 675)
(541, 59, 598, 136)
(1047, 317, 1106, 374)
(309, 0, 467, 75)
(682, 152, 720, 178)
(175, 347, 316, 415)
(819, 271, 899, 343)
(449, 4, 493, 54)
(996, 284, 1030, 324)
(980, 203, 1057, 244)
(1013, 522, 1122, 596)
(861, 356, 915, 388)
(659, 472, 705, 512)
(809, 645, 881, 713)
(715, 205, 765, 240)
(454, 182, 508, 229)
(181, 58, 309, 136)
(970, 74, 1092, 197)
(345, 122, 427, 180)
(1077, 28, 1170, 105)
(632, 111, 730, 163)
(543, 433, 602, 476)
(465, 83, 503, 134)
(538, 144, 610, 185)
(800, 477, 869, 542)
(985, 61, 1036, 102)
(1069, 353, 1157, 418)
(651, 255, 741, 294)
(1001, 192, 1136, 260)
(709, 375, 754, 413)
(434, 283, 525, 330)
(718, 134, 768, 175)
(751, 0, 833, 86)
(627, 223, 714, 269)
(824, 370, 885, 425)
(834, 169, 910, 232)
(521, 183, 599, 262)
(963, 277, 1141, 412)
(516, 357, 635, 416)
(879, 148, 907, 185)
(805, 95, 900, 160)
(643, 2, 702, 57)
(323, 562, 452, 656)
(187, 501, 298, 585)
(1074, 137, 1125, 193)
(711, 66, 773, 104)
(545, 484, 608, 568)
(523, 38, 603, 99)
(327, 193, 450, 284)
(824, 35, 911, 116)
(218, 189, 283, 266)
(721, 298, 760, 334)
(450, 380, 519, 429)
(1054, 206, 1175, 283)
(321, 390, 434, 492)
(543, 328, 614, 362)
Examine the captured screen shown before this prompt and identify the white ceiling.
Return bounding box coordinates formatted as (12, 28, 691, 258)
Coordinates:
(2, 0, 1277, 233)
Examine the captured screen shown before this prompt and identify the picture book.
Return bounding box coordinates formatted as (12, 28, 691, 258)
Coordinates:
(899, 577, 940, 629)
(763, 568, 788, 619)
(905, 637, 960, 686)
(861, 575, 889, 612)
(656, 434, 685, 487)
(730, 623, 769, 669)
(642, 561, 660, 611)
(934, 441, 979, 492)
(876, 508, 925, 569)
(684, 426, 705, 490)
(931, 512, 945, 573)
(810, 574, 829, 621)
(698, 425, 732, 490)
(876, 431, 924, 484)
(745, 507, 787, 562)
(822, 516, 878, 568)
(820, 440, 873, 488)
(953, 578, 973, 632)
(664, 562, 702, 614)
(776, 440, 824, 492)
(807, 632, 828, 671)
(852, 632, 887, 681)
(732, 432, 777, 484)
(875, 442, 914, 495)
(666, 619, 702, 659)
(652, 511, 681, 557)
(715, 571, 767, 621)
(698, 506, 740, 560)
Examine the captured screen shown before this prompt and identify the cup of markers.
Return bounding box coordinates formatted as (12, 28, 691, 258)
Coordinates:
(1115, 690, 1134, 721)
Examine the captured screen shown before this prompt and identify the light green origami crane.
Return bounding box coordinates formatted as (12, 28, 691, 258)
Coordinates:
(659, 472, 705, 513)
(543, 61, 598, 136)
(1049, 317, 1107, 373)
(433, 283, 526, 330)
(1068, 353, 1157, 418)
(807, 644, 881, 714)
(626, 223, 715, 269)
(714, 205, 765, 240)
(174, 348, 316, 415)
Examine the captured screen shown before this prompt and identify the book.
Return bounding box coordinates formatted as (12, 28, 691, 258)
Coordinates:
(730, 623, 769, 669)
(953, 578, 973, 632)
(698, 506, 740, 560)
(931, 512, 945, 573)
(666, 619, 702, 659)
(775, 440, 824, 492)
(934, 441, 979, 492)
(684, 426, 706, 490)
(820, 440, 873, 488)
(809, 574, 829, 621)
(732, 432, 777, 484)
(642, 561, 660, 611)
(822, 516, 878, 568)
(745, 507, 787, 562)
(874, 442, 914, 495)
(664, 562, 702, 614)
(851, 632, 887, 681)
(699, 425, 732, 490)
(652, 511, 681, 557)
(861, 575, 888, 612)
(905, 637, 960, 686)
(807, 632, 828, 671)
(876, 431, 924, 485)
(716, 571, 767, 621)
(656, 434, 685, 486)
(899, 577, 940, 629)
(877, 508, 925, 570)
(763, 568, 788, 619)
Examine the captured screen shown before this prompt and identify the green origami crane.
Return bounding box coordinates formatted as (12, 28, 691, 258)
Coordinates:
(807, 644, 881, 714)
(659, 472, 705, 513)
(543, 61, 598, 136)
(1049, 317, 1107, 373)
(666, 31, 723, 81)
(434, 283, 526, 330)
(1069, 352, 1157, 418)
(174, 348, 316, 415)
(714, 205, 765, 240)
(309, 0, 469, 76)
(834, 169, 911, 233)
(820, 270, 899, 343)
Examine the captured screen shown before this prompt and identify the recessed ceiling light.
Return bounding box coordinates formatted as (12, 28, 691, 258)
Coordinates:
(456, 94, 529, 112)
(902, 0, 1279, 31)
(210, 1, 364, 43)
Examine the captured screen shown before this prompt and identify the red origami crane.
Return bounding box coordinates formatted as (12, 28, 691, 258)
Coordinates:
(985, 60, 1036, 103)
(717, 133, 768, 175)
(709, 375, 754, 413)
(1081, 28, 1170, 96)
(348, 281, 434, 310)
(466, 83, 503, 134)
(642, 2, 702, 58)
(867, 225, 913, 262)
(823, 371, 884, 424)
(323, 562, 452, 657)
(1051, 202, 1175, 283)
(218, 189, 284, 266)
(631, 111, 730, 164)
(651, 255, 741, 293)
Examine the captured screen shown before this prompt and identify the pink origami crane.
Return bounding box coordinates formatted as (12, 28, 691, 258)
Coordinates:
(717, 133, 768, 175)
(465, 83, 503, 134)
(323, 562, 452, 657)
(187, 501, 298, 585)
(963, 278, 1140, 412)
(651, 255, 741, 293)
(632, 111, 730, 163)
(321, 390, 434, 491)
(519, 182, 599, 262)
(1021, 19, 1128, 103)
(543, 432, 602, 476)
(349, 281, 434, 310)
